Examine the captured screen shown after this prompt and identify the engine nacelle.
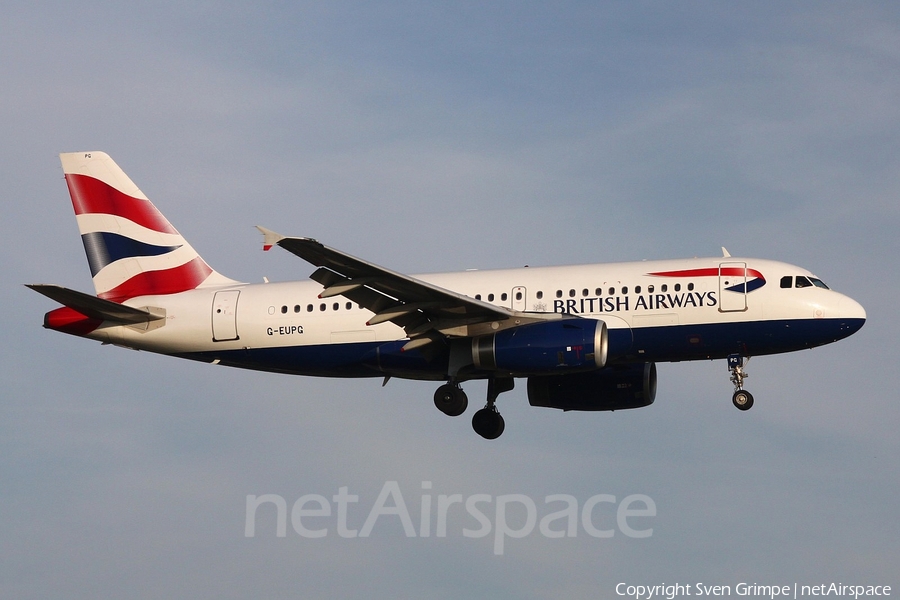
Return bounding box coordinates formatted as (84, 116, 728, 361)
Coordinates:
(471, 319, 607, 375)
(526, 362, 657, 411)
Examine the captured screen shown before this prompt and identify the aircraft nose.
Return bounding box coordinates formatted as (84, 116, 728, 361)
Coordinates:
(840, 296, 866, 320)
(837, 295, 866, 335)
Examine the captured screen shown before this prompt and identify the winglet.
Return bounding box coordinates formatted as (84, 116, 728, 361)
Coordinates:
(722, 247, 731, 258)
(256, 226, 285, 252)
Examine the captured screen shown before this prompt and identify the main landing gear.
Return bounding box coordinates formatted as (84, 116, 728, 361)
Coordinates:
(433, 377, 513, 439)
(434, 383, 468, 417)
(472, 377, 513, 440)
(727, 354, 754, 411)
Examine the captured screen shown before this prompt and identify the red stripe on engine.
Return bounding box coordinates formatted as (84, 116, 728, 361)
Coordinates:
(65, 174, 178, 234)
(99, 257, 213, 302)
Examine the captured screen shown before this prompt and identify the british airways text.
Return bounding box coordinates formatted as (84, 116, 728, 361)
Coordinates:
(553, 291, 717, 315)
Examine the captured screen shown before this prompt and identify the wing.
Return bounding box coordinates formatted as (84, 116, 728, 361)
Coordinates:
(256, 227, 558, 350)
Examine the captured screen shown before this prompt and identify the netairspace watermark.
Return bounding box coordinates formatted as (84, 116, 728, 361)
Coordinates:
(244, 480, 656, 555)
(615, 582, 892, 600)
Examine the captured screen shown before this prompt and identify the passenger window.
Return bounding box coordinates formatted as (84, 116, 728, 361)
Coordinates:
(556, 290, 562, 298)
(475, 294, 481, 300)
(648, 285, 654, 293)
(333, 302, 339, 310)
(294, 305, 301, 313)
(780, 276, 793, 288)
(515, 292, 522, 301)
(687, 283, 694, 291)
(595, 288, 602, 296)
(569, 289, 576, 297)
(635, 286, 641, 294)
(661, 284, 668, 292)
(346, 302, 352, 310)
(319, 303, 326, 311)
(536, 291, 543, 299)
(795, 276, 813, 288)
(307, 304, 313, 312)
(281, 305, 288, 314)
(582, 288, 589, 297)
(608, 287, 615, 296)
(501, 293, 508, 301)
(488, 293, 495, 302)
(622, 287, 628, 295)
(674, 284, 681, 292)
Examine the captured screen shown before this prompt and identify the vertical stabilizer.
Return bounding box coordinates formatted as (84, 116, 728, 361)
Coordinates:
(60, 152, 238, 301)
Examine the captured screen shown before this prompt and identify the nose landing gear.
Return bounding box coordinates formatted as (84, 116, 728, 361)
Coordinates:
(728, 354, 754, 411)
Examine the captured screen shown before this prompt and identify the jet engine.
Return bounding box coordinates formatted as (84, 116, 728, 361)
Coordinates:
(471, 319, 607, 375)
(526, 362, 657, 411)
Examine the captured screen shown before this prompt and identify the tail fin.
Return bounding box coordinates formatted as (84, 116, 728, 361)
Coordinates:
(61, 152, 237, 302)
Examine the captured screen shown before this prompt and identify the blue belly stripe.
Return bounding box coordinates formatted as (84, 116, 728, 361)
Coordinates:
(172, 318, 865, 378)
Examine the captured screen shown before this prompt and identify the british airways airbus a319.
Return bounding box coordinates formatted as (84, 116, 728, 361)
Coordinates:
(29, 152, 866, 439)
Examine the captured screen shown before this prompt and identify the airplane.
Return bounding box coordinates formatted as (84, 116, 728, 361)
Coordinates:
(28, 152, 867, 439)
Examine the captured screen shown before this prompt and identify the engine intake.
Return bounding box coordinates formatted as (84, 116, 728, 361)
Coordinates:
(527, 362, 657, 411)
(472, 319, 607, 375)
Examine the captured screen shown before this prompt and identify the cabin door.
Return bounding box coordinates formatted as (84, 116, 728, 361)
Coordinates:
(212, 290, 240, 341)
(718, 262, 748, 312)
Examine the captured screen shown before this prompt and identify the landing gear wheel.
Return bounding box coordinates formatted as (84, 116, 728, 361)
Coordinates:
(434, 384, 468, 417)
(472, 407, 505, 440)
(727, 354, 754, 411)
(732, 390, 754, 411)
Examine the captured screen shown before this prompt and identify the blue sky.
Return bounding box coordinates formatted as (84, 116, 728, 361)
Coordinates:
(1, 3, 898, 598)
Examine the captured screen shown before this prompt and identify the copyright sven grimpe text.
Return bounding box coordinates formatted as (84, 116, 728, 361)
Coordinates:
(616, 582, 891, 600)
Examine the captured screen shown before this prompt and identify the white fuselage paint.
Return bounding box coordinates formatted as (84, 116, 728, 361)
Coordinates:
(82, 256, 865, 373)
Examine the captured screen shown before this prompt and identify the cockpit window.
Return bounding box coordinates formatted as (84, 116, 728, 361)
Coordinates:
(784, 274, 830, 290)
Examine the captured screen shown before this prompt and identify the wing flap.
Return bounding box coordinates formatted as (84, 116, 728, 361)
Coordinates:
(272, 236, 508, 317)
(257, 228, 562, 346)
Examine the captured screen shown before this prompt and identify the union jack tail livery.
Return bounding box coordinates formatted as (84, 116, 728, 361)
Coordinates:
(60, 151, 236, 302)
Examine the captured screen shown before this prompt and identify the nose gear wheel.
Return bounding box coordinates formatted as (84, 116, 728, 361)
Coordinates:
(727, 354, 754, 411)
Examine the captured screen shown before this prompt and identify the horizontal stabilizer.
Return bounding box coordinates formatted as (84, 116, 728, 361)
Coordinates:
(25, 284, 165, 324)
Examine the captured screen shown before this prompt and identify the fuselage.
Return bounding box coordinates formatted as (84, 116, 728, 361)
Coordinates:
(65, 256, 866, 381)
